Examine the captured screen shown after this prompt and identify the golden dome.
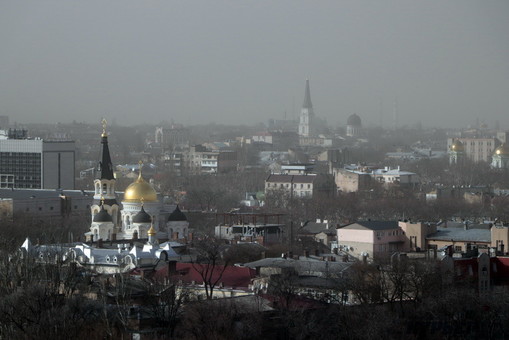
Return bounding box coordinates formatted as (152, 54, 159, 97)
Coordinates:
(451, 139, 464, 152)
(123, 172, 158, 203)
(495, 143, 509, 156)
(147, 225, 156, 236)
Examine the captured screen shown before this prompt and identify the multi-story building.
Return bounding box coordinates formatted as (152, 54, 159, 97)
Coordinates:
(182, 145, 238, 174)
(0, 129, 75, 189)
(154, 125, 190, 150)
(333, 168, 372, 193)
(332, 165, 419, 192)
(447, 137, 498, 163)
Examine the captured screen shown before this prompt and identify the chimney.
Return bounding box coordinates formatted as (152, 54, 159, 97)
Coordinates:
(333, 248, 338, 255)
(97, 238, 103, 248)
(168, 260, 177, 277)
(314, 249, 320, 256)
(304, 250, 309, 257)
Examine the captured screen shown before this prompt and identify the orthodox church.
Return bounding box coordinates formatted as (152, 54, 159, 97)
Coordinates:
(491, 143, 509, 169)
(346, 113, 363, 138)
(86, 122, 189, 242)
(449, 139, 465, 165)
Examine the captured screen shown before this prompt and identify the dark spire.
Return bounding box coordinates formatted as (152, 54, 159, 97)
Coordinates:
(133, 205, 152, 223)
(168, 205, 187, 221)
(93, 204, 112, 223)
(97, 120, 115, 180)
(302, 79, 313, 109)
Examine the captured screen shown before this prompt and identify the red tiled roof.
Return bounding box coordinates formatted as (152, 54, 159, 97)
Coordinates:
(154, 263, 256, 289)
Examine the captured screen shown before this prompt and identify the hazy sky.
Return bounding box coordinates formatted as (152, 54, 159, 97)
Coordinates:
(1, 1, 508, 129)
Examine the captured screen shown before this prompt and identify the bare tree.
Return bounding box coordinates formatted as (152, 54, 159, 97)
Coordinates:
(191, 237, 231, 299)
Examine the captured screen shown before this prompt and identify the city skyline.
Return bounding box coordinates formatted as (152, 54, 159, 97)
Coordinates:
(1, 1, 509, 129)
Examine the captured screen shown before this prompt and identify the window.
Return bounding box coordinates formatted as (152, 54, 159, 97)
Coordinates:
(454, 246, 462, 252)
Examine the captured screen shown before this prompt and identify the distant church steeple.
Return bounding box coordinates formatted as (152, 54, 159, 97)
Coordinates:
(299, 79, 314, 137)
(302, 79, 313, 109)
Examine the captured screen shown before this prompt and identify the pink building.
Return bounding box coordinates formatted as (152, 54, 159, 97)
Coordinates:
(336, 221, 436, 260)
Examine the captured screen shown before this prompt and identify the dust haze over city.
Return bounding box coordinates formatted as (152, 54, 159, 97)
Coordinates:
(4, 2, 509, 339)
(1, 0, 509, 128)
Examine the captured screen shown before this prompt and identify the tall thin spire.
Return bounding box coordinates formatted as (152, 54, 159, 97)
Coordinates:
(98, 118, 115, 180)
(302, 79, 313, 109)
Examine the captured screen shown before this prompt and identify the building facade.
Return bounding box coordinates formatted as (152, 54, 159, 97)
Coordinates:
(0, 129, 75, 189)
(447, 137, 498, 163)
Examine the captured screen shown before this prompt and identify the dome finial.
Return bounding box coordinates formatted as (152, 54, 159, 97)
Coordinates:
(100, 196, 105, 206)
(148, 223, 156, 236)
(138, 160, 143, 180)
(101, 118, 108, 137)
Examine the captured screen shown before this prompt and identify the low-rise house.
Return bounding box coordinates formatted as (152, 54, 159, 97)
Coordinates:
(245, 255, 354, 304)
(426, 222, 492, 254)
(371, 167, 420, 186)
(337, 221, 407, 259)
(215, 212, 285, 245)
(153, 262, 257, 299)
(0, 188, 93, 224)
(331, 165, 419, 193)
(332, 168, 372, 193)
(265, 173, 335, 198)
(336, 220, 437, 260)
(297, 219, 337, 247)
